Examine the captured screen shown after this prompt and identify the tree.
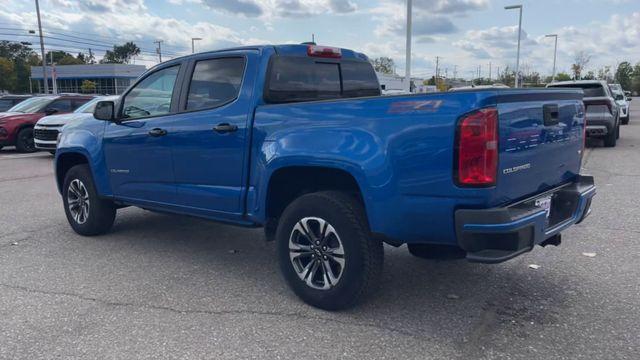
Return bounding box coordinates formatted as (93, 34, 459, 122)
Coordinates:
(614, 61, 633, 89)
(58, 55, 84, 65)
(100, 42, 141, 64)
(0, 57, 16, 91)
(80, 80, 96, 94)
(370, 57, 395, 74)
(555, 72, 571, 82)
(571, 51, 591, 80)
(597, 66, 612, 83)
(77, 52, 95, 65)
(498, 66, 516, 87)
(0, 41, 39, 93)
(582, 71, 596, 80)
(632, 62, 640, 95)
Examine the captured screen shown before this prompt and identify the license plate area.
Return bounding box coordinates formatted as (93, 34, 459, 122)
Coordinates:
(535, 196, 552, 219)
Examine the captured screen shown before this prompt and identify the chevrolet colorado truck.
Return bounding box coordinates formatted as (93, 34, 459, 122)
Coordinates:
(55, 44, 596, 310)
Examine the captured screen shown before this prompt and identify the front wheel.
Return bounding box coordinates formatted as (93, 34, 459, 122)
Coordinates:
(15, 127, 36, 153)
(63, 164, 116, 236)
(276, 191, 383, 310)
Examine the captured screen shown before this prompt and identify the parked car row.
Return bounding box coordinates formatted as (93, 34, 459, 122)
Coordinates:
(546, 80, 632, 147)
(0, 94, 94, 152)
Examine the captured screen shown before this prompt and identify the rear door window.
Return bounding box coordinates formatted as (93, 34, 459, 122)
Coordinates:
(71, 99, 91, 111)
(48, 99, 73, 112)
(186, 57, 246, 111)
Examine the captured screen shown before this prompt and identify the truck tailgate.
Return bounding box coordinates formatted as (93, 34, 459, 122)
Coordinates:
(494, 90, 585, 205)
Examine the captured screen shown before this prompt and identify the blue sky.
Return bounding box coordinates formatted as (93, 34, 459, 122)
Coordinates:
(1, 0, 639, 79)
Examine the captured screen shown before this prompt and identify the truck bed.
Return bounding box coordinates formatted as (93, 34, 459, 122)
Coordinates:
(249, 88, 585, 245)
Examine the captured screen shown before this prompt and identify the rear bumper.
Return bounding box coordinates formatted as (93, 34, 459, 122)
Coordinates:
(455, 175, 596, 264)
(585, 116, 614, 136)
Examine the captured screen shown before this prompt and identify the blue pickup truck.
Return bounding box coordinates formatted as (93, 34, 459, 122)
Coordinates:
(55, 44, 596, 310)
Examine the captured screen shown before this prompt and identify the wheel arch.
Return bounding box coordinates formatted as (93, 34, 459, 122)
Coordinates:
(262, 164, 369, 230)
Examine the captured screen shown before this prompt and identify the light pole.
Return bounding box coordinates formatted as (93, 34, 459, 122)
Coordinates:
(191, 37, 202, 54)
(34, 0, 48, 94)
(505, 4, 523, 88)
(545, 34, 558, 83)
(404, 0, 412, 93)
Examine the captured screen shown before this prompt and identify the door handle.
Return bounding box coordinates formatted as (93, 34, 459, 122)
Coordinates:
(213, 123, 238, 134)
(148, 128, 168, 137)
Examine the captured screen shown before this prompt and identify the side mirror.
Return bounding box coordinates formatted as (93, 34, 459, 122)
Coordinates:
(44, 108, 58, 116)
(94, 101, 116, 121)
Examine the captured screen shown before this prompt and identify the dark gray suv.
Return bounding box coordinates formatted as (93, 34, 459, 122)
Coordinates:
(547, 80, 620, 147)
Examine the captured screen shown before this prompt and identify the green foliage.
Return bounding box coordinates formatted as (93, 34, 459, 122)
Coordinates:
(80, 80, 96, 94)
(614, 62, 633, 90)
(100, 42, 141, 64)
(0, 57, 16, 91)
(370, 57, 395, 74)
(0, 40, 39, 93)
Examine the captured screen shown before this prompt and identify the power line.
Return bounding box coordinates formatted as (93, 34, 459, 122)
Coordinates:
(0, 33, 180, 57)
(0, 27, 184, 56)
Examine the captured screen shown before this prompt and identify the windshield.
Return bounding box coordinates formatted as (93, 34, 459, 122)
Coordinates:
(8, 97, 54, 113)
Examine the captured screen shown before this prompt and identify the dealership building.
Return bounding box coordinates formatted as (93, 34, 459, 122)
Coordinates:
(30, 64, 146, 95)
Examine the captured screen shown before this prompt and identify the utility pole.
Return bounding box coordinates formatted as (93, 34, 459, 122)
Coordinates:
(545, 34, 558, 83)
(312, 33, 315, 43)
(489, 62, 492, 81)
(505, 4, 523, 87)
(435, 56, 440, 87)
(191, 37, 202, 54)
(453, 65, 457, 79)
(154, 40, 164, 63)
(50, 51, 57, 94)
(404, 0, 412, 93)
(35, 0, 48, 94)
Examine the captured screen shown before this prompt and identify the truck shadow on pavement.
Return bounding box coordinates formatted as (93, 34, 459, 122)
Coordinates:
(94, 208, 578, 345)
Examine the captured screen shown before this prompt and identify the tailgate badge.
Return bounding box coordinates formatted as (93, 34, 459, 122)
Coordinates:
(503, 163, 531, 175)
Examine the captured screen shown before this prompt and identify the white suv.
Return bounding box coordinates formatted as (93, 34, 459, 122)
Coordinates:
(34, 95, 119, 153)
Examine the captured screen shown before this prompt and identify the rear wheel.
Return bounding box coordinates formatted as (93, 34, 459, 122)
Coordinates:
(604, 126, 617, 147)
(276, 191, 383, 310)
(63, 164, 116, 236)
(15, 127, 36, 153)
(621, 116, 629, 125)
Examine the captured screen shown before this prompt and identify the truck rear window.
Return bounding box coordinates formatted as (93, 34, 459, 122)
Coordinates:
(265, 56, 380, 103)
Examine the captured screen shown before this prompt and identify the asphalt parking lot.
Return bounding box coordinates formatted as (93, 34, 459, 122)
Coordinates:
(1, 100, 639, 359)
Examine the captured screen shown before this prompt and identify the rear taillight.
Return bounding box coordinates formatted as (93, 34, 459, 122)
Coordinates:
(456, 108, 498, 187)
(307, 45, 342, 58)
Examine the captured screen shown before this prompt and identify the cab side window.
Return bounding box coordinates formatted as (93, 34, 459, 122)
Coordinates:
(122, 65, 180, 120)
(186, 57, 245, 111)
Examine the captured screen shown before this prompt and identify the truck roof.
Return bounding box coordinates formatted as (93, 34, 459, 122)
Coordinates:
(547, 80, 607, 87)
(156, 44, 370, 68)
